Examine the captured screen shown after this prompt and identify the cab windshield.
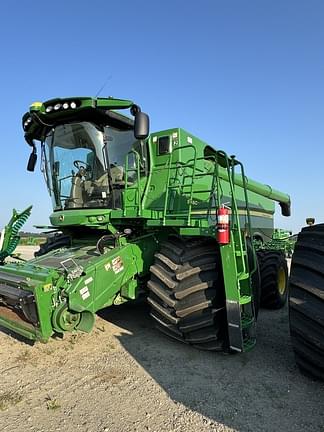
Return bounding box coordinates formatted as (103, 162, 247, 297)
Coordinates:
(42, 121, 145, 210)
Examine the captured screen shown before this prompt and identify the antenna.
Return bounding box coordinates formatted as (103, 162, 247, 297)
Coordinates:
(95, 74, 112, 98)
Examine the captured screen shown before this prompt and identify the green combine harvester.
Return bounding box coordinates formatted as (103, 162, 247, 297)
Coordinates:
(0, 96, 291, 353)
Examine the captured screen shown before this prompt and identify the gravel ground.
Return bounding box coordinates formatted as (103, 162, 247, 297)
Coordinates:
(0, 248, 323, 432)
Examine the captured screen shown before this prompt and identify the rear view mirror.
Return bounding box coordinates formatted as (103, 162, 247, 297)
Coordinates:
(54, 161, 60, 176)
(134, 112, 149, 140)
(27, 152, 37, 172)
(306, 217, 315, 226)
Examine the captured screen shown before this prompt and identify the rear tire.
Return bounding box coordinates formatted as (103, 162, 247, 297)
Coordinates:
(289, 224, 324, 380)
(257, 250, 288, 309)
(147, 236, 226, 351)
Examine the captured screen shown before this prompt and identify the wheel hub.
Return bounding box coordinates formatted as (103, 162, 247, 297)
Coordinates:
(278, 267, 286, 295)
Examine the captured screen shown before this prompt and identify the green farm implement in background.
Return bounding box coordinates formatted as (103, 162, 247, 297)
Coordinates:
(0, 96, 291, 353)
(0, 206, 32, 264)
(270, 229, 296, 257)
(257, 228, 296, 258)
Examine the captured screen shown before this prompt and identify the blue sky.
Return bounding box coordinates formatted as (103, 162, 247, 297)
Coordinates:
(1, 0, 323, 232)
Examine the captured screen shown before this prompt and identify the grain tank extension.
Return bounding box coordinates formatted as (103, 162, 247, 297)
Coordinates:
(0, 97, 291, 353)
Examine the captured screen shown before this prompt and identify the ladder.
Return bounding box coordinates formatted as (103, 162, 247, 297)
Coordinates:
(216, 151, 257, 352)
(163, 146, 257, 352)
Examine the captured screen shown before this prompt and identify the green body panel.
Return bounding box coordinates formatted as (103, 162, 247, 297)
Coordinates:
(0, 96, 291, 351)
(0, 261, 61, 340)
(142, 129, 276, 213)
(47, 127, 282, 243)
(0, 232, 159, 341)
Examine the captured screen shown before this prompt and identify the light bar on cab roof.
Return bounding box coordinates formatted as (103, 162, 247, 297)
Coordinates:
(45, 100, 78, 113)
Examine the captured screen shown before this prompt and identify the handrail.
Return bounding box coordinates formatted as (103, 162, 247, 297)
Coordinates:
(217, 150, 247, 277)
(163, 144, 197, 225)
(124, 149, 142, 216)
(235, 159, 257, 277)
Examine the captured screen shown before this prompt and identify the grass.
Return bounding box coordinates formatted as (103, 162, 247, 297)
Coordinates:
(45, 395, 61, 410)
(0, 391, 23, 411)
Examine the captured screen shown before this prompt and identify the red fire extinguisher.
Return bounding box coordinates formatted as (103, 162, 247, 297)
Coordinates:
(217, 206, 230, 245)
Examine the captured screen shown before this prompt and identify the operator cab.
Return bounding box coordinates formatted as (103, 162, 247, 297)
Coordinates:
(23, 98, 150, 211)
(43, 121, 147, 210)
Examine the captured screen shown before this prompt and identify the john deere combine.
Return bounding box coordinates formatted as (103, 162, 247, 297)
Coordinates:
(0, 96, 291, 353)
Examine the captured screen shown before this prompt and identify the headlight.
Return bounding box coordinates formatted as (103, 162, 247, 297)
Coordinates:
(70, 101, 77, 109)
(24, 117, 32, 128)
(63, 102, 69, 109)
(45, 106, 53, 113)
(54, 103, 61, 110)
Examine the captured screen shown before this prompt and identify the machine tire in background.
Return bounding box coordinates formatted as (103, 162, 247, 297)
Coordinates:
(35, 233, 71, 257)
(147, 236, 226, 351)
(289, 224, 324, 380)
(257, 250, 288, 309)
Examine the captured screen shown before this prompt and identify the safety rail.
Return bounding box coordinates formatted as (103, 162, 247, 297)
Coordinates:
(234, 159, 257, 278)
(163, 144, 197, 225)
(162, 146, 221, 225)
(217, 150, 257, 351)
(217, 151, 248, 278)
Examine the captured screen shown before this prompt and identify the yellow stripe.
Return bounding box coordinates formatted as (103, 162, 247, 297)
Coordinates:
(191, 209, 273, 219)
(237, 209, 273, 219)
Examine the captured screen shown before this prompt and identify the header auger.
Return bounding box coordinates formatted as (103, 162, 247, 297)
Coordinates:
(0, 96, 291, 354)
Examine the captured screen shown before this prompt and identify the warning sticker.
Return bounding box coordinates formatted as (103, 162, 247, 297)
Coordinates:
(84, 277, 93, 285)
(80, 286, 90, 300)
(112, 256, 124, 274)
(43, 283, 53, 292)
(104, 262, 111, 271)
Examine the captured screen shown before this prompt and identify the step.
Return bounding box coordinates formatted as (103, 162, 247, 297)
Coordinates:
(243, 337, 256, 352)
(241, 314, 254, 329)
(239, 295, 252, 305)
(237, 272, 250, 281)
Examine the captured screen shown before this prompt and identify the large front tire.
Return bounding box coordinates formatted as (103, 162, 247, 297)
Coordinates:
(289, 224, 324, 380)
(147, 236, 226, 351)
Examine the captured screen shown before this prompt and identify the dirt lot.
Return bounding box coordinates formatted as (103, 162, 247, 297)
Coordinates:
(0, 248, 323, 432)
